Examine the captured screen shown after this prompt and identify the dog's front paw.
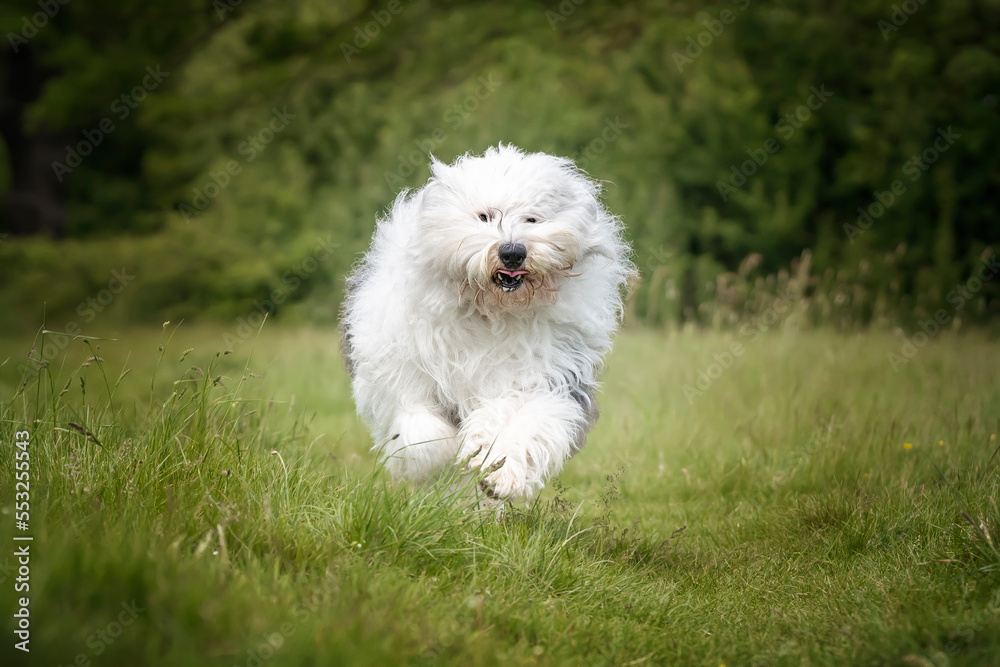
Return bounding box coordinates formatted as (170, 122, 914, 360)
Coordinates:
(459, 446, 527, 501)
(477, 456, 526, 501)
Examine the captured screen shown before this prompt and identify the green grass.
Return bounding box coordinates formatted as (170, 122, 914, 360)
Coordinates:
(2, 324, 999, 666)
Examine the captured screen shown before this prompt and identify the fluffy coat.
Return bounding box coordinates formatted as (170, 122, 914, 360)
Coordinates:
(342, 145, 634, 502)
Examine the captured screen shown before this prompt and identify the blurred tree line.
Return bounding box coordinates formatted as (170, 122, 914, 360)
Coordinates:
(0, 0, 997, 331)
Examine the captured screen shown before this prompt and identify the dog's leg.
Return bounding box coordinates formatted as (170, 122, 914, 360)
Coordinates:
(456, 398, 523, 506)
(459, 394, 585, 502)
(379, 409, 460, 483)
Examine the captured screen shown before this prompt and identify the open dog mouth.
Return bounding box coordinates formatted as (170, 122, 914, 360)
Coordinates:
(493, 269, 527, 292)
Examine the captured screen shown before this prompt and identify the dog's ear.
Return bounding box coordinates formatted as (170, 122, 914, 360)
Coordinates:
(581, 187, 600, 223)
(564, 168, 600, 224)
(429, 155, 450, 181)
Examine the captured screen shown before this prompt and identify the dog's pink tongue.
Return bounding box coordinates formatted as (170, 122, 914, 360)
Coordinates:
(497, 269, 528, 277)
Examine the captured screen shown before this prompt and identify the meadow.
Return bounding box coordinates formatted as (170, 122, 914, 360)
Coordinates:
(1, 323, 999, 666)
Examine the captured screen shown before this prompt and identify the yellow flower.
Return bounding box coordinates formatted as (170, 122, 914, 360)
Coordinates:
(939, 440, 944, 446)
(991, 433, 997, 441)
(864, 473, 869, 478)
(904, 443, 913, 450)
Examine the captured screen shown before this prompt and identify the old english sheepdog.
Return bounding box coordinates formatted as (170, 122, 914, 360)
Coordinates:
(341, 144, 634, 504)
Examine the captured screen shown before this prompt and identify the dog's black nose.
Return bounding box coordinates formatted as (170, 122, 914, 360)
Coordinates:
(498, 243, 527, 269)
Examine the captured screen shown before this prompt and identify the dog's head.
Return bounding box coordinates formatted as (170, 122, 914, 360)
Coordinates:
(414, 144, 624, 317)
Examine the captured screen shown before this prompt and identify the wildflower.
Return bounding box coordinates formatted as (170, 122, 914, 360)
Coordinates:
(939, 440, 944, 446)
(904, 443, 913, 450)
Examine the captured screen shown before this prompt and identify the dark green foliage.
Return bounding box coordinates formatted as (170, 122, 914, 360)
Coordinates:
(0, 0, 997, 328)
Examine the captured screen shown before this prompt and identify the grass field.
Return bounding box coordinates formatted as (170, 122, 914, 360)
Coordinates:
(1, 324, 999, 666)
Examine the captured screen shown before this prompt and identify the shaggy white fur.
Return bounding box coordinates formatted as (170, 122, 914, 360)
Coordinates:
(342, 144, 634, 503)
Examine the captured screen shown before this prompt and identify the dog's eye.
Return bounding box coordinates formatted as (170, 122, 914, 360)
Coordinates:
(526, 217, 538, 223)
(478, 213, 489, 222)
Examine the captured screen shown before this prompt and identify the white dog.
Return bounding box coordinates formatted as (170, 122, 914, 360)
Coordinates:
(341, 144, 634, 503)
